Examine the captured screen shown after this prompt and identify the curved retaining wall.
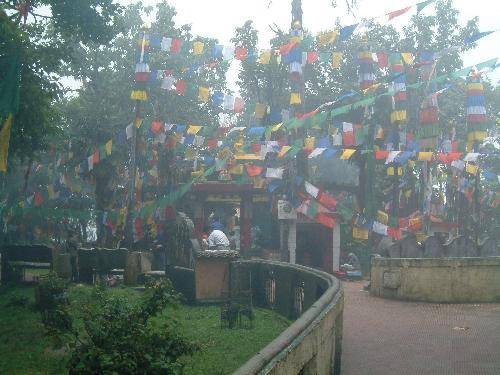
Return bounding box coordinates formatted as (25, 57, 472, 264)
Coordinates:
(370, 257, 500, 303)
(231, 260, 344, 375)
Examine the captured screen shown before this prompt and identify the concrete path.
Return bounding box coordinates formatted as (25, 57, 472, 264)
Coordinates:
(341, 281, 500, 375)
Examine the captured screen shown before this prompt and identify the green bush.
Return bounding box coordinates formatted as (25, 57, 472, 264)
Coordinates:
(67, 279, 198, 374)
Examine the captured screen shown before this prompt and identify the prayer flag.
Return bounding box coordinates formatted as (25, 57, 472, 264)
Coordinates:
(290, 92, 302, 105)
(246, 165, 263, 177)
(416, 0, 435, 13)
(372, 221, 388, 235)
(307, 51, 319, 64)
(401, 53, 414, 65)
(255, 103, 267, 118)
(192, 41, 204, 55)
(308, 148, 326, 159)
(278, 146, 291, 158)
(353, 226, 369, 240)
(466, 163, 479, 175)
(316, 213, 336, 229)
(340, 149, 356, 160)
(175, 80, 187, 96)
(198, 86, 210, 102)
(332, 52, 343, 69)
(170, 39, 183, 53)
(377, 52, 388, 68)
(187, 125, 202, 135)
(0, 114, 13, 172)
(235, 46, 248, 60)
(339, 24, 358, 41)
(304, 181, 320, 198)
(266, 167, 284, 179)
(318, 30, 338, 45)
(105, 140, 112, 156)
(234, 97, 245, 113)
(318, 192, 337, 209)
(387, 6, 411, 20)
(418, 152, 433, 161)
(260, 50, 272, 64)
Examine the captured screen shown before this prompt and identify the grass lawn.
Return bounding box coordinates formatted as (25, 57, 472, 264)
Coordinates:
(0, 283, 290, 374)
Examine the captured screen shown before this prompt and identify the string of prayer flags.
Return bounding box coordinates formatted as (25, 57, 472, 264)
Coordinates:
(353, 225, 369, 240)
(192, 41, 204, 55)
(358, 49, 375, 90)
(389, 53, 407, 124)
(466, 73, 488, 144)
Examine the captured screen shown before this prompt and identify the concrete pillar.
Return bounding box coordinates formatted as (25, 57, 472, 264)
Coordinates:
(288, 220, 297, 264)
(332, 222, 340, 272)
(125, 251, 141, 285)
(53, 253, 72, 281)
(240, 195, 252, 254)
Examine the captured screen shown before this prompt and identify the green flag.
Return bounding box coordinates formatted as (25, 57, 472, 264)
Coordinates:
(416, 0, 435, 14)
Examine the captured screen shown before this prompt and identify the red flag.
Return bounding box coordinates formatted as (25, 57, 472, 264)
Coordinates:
(251, 144, 261, 153)
(207, 138, 218, 149)
(307, 51, 319, 64)
(387, 6, 411, 20)
(388, 227, 402, 240)
(279, 41, 298, 55)
(171, 38, 183, 53)
(34, 191, 44, 207)
(92, 150, 100, 164)
(235, 47, 248, 60)
(246, 165, 263, 177)
(316, 213, 336, 228)
(377, 52, 388, 68)
(175, 80, 187, 96)
(375, 150, 389, 160)
(151, 120, 164, 134)
(318, 192, 337, 210)
(234, 97, 245, 113)
(343, 131, 355, 146)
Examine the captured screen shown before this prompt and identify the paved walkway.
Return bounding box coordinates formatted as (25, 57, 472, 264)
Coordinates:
(341, 281, 500, 375)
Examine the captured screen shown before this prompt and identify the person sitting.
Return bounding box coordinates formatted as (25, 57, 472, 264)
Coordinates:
(206, 224, 230, 250)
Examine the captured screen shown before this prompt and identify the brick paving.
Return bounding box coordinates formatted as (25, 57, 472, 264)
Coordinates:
(341, 281, 500, 375)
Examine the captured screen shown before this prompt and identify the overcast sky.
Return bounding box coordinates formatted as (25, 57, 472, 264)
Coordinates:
(120, 0, 499, 84)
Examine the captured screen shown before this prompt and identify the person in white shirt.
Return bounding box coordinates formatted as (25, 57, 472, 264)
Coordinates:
(207, 226, 230, 250)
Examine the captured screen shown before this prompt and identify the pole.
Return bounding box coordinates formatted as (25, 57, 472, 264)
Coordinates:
(124, 29, 147, 247)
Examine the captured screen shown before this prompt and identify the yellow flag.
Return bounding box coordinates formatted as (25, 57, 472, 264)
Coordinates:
(48, 185, 55, 199)
(332, 52, 343, 69)
(105, 139, 113, 156)
(377, 210, 389, 225)
(341, 149, 356, 160)
(272, 122, 283, 132)
(0, 114, 13, 172)
(229, 164, 244, 175)
(417, 152, 433, 161)
(259, 50, 272, 64)
(187, 125, 202, 135)
(401, 52, 414, 65)
(134, 117, 144, 128)
(198, 86, 210, 102)
(278, 146, 291, 158)
(318, 30, 338, 45)
(353, 226, 369, 240)
(304, 136, 315, 150)
(193, 41, 204, 55)
(255, 103, 267, 119)
(390, 110, 407, 123)
(466, 163, 479, 175)
(290, 92, 302, 105)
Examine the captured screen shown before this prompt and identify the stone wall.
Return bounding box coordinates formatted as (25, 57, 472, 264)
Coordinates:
(232, 260, 344, 375)
(370, 257, 500, 303)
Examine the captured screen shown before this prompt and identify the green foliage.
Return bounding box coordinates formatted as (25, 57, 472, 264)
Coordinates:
(0, 284, 290, 374)
(66, 279, 198, 374)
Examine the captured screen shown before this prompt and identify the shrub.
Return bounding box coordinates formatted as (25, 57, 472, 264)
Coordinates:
(67, 279, 198, 374)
